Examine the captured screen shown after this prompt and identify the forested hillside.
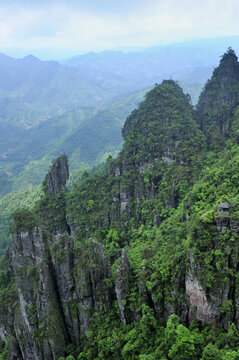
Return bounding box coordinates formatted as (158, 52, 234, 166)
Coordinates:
(2, 49, 239, 359)
(1, 38, 227, 199)
(0, 88, 147, 197)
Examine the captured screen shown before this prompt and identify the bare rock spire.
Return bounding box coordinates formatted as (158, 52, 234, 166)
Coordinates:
(44, 153, 69, 194)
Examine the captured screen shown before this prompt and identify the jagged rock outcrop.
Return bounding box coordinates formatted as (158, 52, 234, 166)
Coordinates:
(74, 238, 112, 336)
(186, 202, 239, 329)
(115, 249, 130, 324)
(49, 232, 80, 347)
(44, 153, 69, 194)
(5, 155, 113, 359)
(9, 230, 113, 359)
(105, 80, 206, 224)
(12, 229, 69, 360)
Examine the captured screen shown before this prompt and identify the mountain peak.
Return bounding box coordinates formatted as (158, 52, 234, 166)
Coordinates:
(121, 80, 204, 166)
(220, 47, 238, 64)
(43, 153, 69, 194)
(22, 54, 40, 62)
(196, 48, 239, 148)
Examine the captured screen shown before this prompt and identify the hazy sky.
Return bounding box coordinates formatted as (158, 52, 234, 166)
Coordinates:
(0, 0, 239, 57)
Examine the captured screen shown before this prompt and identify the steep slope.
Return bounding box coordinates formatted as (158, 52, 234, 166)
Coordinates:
(67, 80, 204, 240)
(196, 48, 239, 147)
(3, 51, 239, 359)
(0, 186, 42, 256)
(122, 80, 203, 166)
(0, 81, 205, 359)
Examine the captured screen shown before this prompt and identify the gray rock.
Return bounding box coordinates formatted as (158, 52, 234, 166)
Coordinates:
(45, 153, 69, 194)
(50, 232, 80, 347)
(218, 202, 230, 210)
(74, 238, 112, 335)
(11, 229, 68, 360)
(115, 249, 130, 324)
(9, 337, 22, 360)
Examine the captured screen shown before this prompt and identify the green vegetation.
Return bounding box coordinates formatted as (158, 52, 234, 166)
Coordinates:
(10, 208, 39, 233)
(76, 314, 239, 360)
(61, 58, 239, 359)
(0, 186, 41, 256)
(0, 88, 146, 197)
(196, 48, 239, 148)
(3, 49, 239, 359)
(60, 120, 239, 360)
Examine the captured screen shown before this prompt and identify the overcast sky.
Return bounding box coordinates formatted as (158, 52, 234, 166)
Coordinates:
(0, 0, 239, 58)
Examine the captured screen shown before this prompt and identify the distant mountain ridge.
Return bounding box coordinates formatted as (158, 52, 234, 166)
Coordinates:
(0, 53, 112, 128)
(64, 36, 239, 103)
(1, 37, 239, 200)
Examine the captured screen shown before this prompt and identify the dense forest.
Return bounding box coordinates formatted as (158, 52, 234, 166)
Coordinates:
(1, 48, 239, 359)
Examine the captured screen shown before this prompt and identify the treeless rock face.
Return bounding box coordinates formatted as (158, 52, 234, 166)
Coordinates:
(45, 153, 69, 194)
(186, 275, 214, 324)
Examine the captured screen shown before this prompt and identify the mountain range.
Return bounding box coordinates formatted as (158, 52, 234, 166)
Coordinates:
(3, 36, 239, 200)
(2, 48, 239, 359)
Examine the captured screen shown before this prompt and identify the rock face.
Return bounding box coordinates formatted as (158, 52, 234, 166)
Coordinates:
(49, 232, 80, 347)
(185, 202, 239, 329)
(115, 249, 130, 324)
(186, 264, 222, 325)
(10, 230, 112, 359)
(12, 229, 68, 360)
(9, 337, 22, 360)
(4, 156, 113, 359)
(45, 153, 69, 194)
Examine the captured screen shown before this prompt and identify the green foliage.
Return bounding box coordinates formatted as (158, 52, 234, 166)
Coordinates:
(167, 324, 196, 359)
(70, 75, 239, 359)
(122, 80, 205, 167)
(36, 191, 68, 234)
(0, 185, 41, 255)
(10, 208, 39, 233)
(4, 52, 239, 360)
(201, 343, 222, 360)
(77, 311, 239, 360)
(0, 88, 146, 197)
(197, 48, 239, 148)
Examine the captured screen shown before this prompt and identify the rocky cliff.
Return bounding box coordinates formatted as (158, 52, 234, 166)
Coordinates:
(2, 50, 239, 359)
(4, 155, 113, 359)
